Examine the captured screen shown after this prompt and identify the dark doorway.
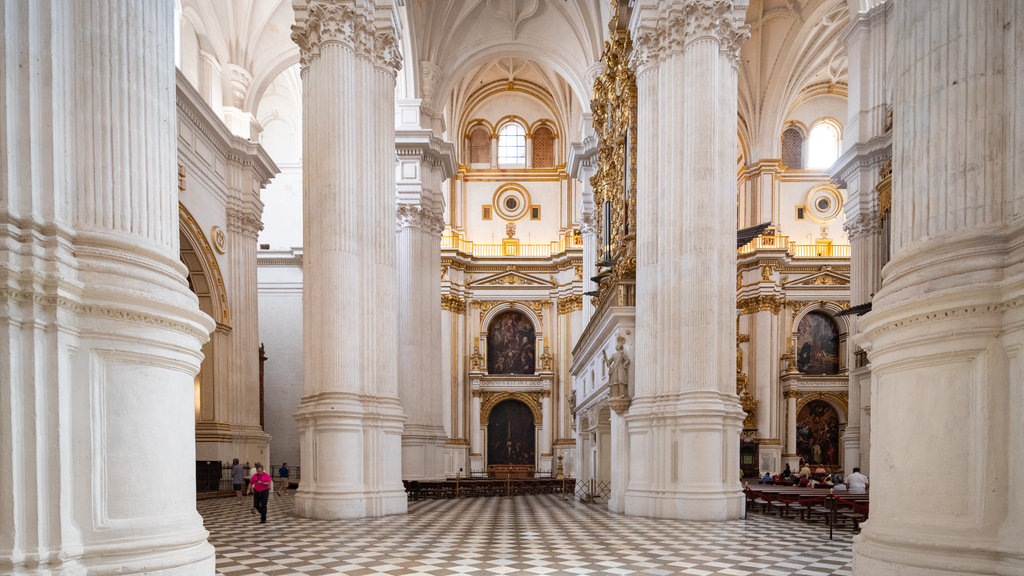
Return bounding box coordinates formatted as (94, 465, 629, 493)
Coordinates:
(487, 400, 535, 469)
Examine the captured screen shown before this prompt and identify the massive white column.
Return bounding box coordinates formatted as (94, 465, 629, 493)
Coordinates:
(854, 1, 1024, 574)
(624, 0, 748, 521)
(291, 0, 407, 519)
(831, 0, 891, 476)
(1, 0, 215, 572)
(395, 99, 456, 481)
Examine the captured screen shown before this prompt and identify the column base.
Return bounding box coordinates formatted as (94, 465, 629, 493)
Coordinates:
(401, 424, 447, 481)
(757, 443, 783, 477)
(444, 442, 470, 477)
(854, 528, 1024, 576)
(623, 391, 745, 521)
(294, 392, 407, 519)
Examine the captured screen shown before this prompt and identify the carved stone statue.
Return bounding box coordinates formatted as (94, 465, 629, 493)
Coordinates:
(505, 221, 516, 239)
(603, 337, 631, 399)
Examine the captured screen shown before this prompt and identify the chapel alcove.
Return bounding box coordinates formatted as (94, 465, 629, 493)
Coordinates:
(486, 399, 536, 471)
(487, 310, 536, 374)
(795, 311, 840, 375)
(796, 399, 841, 467)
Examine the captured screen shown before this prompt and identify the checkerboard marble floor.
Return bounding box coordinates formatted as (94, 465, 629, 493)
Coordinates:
(199, 492, 853, 576)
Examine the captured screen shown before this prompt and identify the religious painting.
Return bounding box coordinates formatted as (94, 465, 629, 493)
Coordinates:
(796, 400, 840, 466)
(796, 311, 840, 374)
(487, 311, 535, 374)
(487, 400, 535, 467)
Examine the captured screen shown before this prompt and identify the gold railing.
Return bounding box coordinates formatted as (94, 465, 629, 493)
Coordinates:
(738, 234, 850, 258)
(441, 233, 582, 258)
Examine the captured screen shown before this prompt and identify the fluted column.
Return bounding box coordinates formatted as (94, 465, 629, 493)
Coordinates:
(783, 390, 799, 460)
(854, 2, 1024, 574)
(0, 1, 215, 572)
(396, 204, 447, 481)
(225, 198, 271, 464)
(291, 0, 406, 519)
(624, 0, 748, 521)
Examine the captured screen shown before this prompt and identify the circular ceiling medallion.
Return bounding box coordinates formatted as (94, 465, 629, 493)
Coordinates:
(492, 185, 530, 221)
(805, 185, 843, 224)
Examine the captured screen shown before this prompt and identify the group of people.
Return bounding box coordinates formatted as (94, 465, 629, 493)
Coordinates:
(760, 461, 869, 494)
(230, 459, 290, 524)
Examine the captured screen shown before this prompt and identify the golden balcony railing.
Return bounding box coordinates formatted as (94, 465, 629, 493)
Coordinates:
(441, 233, 582, 258)
(738, 234, 850, 258)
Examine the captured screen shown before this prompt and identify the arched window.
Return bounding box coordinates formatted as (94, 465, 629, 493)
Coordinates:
(781, 127, 803, 169)
(532, 126, 555, 167)
(469, 127, 490, 164)
(806, 121, 840, 170)
(497, 123, 526, 165)
(487, 311, 535, 374)
(796, 311, 840, 375)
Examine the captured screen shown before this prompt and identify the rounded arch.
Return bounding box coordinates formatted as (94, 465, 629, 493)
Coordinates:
(480, 393, 543, 427)
(795, 395, 845, 468)
(464, 118, 496, 139)
(480, 301, 542, 336)
(495, 115, 530, 135)
(796, 392, 848, 423)
(809, 116, 844, 140)
(793, 308, 843, 375)
(485, 309, 536, 375)
(179, 202, 230, 328)
(528, 118, 560, 140)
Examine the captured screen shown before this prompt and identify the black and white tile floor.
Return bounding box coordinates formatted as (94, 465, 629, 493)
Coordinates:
(199, 492, 853, 576)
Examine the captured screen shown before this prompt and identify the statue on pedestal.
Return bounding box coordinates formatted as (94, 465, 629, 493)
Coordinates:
(603, 336, 631, 400)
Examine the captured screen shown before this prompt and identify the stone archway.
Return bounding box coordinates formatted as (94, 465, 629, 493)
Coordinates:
(486, 399, 536, 470)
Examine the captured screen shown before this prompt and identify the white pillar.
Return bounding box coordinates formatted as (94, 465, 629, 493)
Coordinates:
(291, 0, 407, 519)
(489, 135, 498, 168)
(225, 197, 271, 466)
(0, 0, 215, 572)
(396, 205, 446, 480)
(854, 2, 1024, 574)
(525, 135, 533, 168)
(783, 390, 799, 469)
(624, 0, 748, 521)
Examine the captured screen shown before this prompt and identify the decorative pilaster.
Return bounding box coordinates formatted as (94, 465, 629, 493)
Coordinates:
(854, 2, 1024, 574)
(291, 0, 407, 519)
(224, 195, 272, 465)
(0, 1, 215, 572)
(625, 0, 749, 521)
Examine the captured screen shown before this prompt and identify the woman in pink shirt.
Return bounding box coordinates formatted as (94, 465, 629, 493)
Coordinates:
(246, 462, 273, 524)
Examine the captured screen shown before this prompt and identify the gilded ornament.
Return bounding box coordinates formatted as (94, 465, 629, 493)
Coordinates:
(210, 226, 226, 254)
(441, 294, 466, 314)
(737, 294, 783, 315)
(480, 391, 543, 426)
(557, 294, 583, 314)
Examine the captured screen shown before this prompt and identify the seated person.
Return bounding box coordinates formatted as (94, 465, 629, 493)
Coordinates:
(761, 472, 772, 484)
(782, 463, 792, 479)
(798, 474, 810, 487)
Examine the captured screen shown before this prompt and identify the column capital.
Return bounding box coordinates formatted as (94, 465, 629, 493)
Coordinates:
(843, 211, 881, 240)
(631, 1, 749, 68)
(579, 211, 598, 236)
(226, 199, 264, 238)
(290, 1, 375, 68)
(396, 203, 444, 235)
(373, 30, 403, 78)
(783, 389, 802, 400)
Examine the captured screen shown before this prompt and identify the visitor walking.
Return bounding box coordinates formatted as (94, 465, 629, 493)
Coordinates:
(277, 463, 290, 496)
(247, 463, 273, 524)
(231, 459, 244, 504)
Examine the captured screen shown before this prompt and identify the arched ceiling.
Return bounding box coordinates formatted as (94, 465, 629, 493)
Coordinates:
(738, 0, 850, 161)
(448, 57, 580, 144)
(406, 0, 609, 115)
(179, 0, 298, 113)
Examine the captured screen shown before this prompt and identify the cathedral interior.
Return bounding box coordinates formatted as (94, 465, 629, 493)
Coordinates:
(2, 0, 1022, 575)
